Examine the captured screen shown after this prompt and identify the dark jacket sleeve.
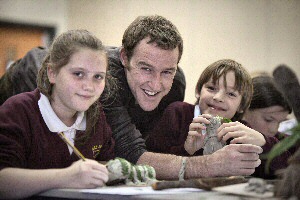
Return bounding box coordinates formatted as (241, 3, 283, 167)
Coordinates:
(101, 47, 146, 164)
(103, 104, 147, 164)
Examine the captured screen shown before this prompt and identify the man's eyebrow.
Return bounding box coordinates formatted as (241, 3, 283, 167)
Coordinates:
(138, 61, 177, 71)
(138, 61, 153, 68)
(165, 67, 177, 72)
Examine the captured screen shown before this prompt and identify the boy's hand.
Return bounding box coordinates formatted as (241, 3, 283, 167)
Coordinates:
(217, 121, 266, 146)
(184, 114, 211, 155)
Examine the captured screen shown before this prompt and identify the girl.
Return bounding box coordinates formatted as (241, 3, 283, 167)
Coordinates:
(146, 59, 265, 156)
(242, 74, 293, 178)
(0, 30, 115, 199)
(243, 75, 292, 138)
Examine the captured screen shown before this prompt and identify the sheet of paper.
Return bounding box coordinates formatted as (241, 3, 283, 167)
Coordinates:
(80, 186, 203, 195)
(213, 183, 274, 198)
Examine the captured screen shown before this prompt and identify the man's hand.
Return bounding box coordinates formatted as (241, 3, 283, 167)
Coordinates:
(206, 144, 262, 176)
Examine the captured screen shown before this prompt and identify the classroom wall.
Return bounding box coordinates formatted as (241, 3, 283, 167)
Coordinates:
(0, 0, 68, 34)
(1, 0, 299, 104)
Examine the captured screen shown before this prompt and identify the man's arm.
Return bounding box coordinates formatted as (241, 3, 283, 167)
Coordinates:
(138, 144, 262, 180)
(102, 47, 147, 163)
(103, 105, 147, 164)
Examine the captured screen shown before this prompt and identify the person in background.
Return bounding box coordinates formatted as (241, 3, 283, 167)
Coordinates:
(273, 64, 300, 123)
(273, 64, 299, 135)
(242, 74, 293, 179)
(101, 16, 262, 180)
(0, 30, 115, 199)
(146, 59, 265, 156)
(0, 46, 48, 105)
(272, 65, 300, 198)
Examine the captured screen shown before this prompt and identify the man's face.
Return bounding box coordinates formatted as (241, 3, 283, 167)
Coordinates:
(121, 38, 179, 111)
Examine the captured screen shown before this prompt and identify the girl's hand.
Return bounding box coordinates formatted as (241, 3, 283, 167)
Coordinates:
(217, 121, 266, 146)
(0, 160, 108, 199)
(184, 114, 212, 155)
(61, 159, 109, 188)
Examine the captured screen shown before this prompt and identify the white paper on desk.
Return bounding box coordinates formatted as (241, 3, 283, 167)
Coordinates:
(80, 186, 203, 195)
(213, 183, 273, 198)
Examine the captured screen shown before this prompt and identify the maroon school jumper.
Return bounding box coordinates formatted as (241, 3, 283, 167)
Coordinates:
(146, 101, 292, 179)
(0, 89, 115, 170)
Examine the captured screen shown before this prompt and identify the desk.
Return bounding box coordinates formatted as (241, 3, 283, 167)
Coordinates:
(35, 187, 261, 200)
(37, 188, 132, 200)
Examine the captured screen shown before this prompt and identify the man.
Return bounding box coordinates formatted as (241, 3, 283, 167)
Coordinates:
(102, 15, 262, 180)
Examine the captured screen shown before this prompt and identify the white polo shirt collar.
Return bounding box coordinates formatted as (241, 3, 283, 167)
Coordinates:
(194, 105, 206, 135)
(38, 93, 86, 154)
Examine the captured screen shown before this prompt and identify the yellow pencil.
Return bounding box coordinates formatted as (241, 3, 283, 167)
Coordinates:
(58, 132, 86, 161)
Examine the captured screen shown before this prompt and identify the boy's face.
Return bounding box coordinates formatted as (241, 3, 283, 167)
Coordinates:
(197, 71, 242, 119)
(121, 37, 179, 111)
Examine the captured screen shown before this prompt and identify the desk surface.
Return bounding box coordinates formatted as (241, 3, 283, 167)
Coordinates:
(38, 190, 237, 200)
(36, 186, 275, 200)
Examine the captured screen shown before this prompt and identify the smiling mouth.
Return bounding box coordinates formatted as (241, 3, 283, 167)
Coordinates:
(143, 89, 159, 96)
(208, 104, 226, 111)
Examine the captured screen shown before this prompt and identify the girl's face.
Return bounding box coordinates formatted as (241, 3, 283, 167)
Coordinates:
(48, 48, 107, 118)
(243, 106, 289, 137)
(197, 71, 242, 119)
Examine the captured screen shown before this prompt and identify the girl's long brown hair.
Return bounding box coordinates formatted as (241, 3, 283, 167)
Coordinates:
(37, 29, 116, 145)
